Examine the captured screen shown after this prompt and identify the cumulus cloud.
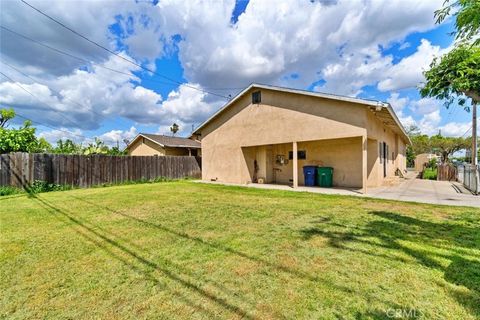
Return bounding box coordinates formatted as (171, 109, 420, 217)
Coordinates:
(98, 126, 138, 146)
(1, 0, 450, 140)
(377, 39, 448, 92)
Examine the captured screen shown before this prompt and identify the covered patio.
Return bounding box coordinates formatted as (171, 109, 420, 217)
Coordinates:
(241, 136, 376, 193)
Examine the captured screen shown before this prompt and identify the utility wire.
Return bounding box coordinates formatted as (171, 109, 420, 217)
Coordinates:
(14, 113, 89, 140)
(0, 70, 88, 129)
(1, 59, 131, 129)
(461, 125, 473, 138)
(0, 25, 243, 93)
(21, 0, 231, 99)
(0, 72, 92, 140)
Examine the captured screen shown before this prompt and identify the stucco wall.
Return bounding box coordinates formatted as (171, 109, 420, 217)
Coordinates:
(201, 89, 367, 186)
(128, 138, 165, 156)
(365, 110, 408, 185)
(199, 88, 407, 188)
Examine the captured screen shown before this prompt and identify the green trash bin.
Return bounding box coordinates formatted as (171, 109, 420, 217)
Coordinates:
(316, 167, 333, 187)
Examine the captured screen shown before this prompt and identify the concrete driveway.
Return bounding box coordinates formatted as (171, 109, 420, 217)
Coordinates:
(368, 178, 479, 208)
(199, 176, 480, 208)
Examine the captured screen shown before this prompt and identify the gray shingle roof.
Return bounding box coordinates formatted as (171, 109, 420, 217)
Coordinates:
(140, 133, 201, 148)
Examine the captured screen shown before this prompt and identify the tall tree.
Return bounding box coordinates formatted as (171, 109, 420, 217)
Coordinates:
(435, 0, 480, 45)
(421, 44, 479, 108)
(170, 123, 179, 136)
(430, 135, 468, 163)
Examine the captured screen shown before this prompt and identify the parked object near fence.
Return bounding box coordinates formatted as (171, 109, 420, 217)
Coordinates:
(437, 164, 457, 181)
(461, 164, 479, 194)
(0, 153, 201, 189)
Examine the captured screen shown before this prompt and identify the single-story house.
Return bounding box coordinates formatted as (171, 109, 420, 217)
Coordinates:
(191, 84, 410, 192)
(126, 133, 201, 156)
(414, 153, 439, 172)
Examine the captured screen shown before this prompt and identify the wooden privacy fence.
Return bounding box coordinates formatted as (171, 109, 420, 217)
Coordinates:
(0, 153, 201, 188)
(437, 163, 457, 181)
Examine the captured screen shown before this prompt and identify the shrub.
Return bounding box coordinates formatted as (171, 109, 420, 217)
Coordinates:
(422, 168, 437, 180)
(27, 180, 72, 194)
(0, 186, 23, 196)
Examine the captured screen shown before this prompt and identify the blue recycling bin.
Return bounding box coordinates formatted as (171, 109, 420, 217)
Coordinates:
(303, 166, 317, 186)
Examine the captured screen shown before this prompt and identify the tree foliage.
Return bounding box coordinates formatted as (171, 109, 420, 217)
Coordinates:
(0, 120, 48, 153)
(52, 139, 82, 154)
(435, 0, 480, 45)
(0, 108, 15, 128)
(430, 134, 469, 163)
(170, 123, 179, 136)
(421, 44, 480, 107)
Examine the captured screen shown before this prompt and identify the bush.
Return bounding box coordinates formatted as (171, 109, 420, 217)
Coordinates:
(0, 186, 23, 196)
(27, 180, 72, 194)
(422, 168, 437, 180)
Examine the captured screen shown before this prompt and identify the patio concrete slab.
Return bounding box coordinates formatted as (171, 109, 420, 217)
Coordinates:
(197, 178, 480, 208)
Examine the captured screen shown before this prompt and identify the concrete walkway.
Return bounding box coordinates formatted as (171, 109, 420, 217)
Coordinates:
(198, 177, 480, 208)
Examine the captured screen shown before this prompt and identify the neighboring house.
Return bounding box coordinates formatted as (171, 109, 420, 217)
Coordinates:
(414, 153, 439, 172)
(126, 133, 201, 156)
(191, 84, 410, 192)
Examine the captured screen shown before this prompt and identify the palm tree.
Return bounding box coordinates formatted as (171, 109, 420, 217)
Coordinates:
(170, 123, 179, 136)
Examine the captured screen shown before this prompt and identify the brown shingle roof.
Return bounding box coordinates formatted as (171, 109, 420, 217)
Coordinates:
(140, 133, 201, 148)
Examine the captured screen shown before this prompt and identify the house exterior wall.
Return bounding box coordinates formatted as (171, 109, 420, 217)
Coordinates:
(199, 88, 407, 188)
(415, 153, 438, 172)
(365, 110, 408, 186)
(201, 89, 367, 186)
(128, 138, 165, 156)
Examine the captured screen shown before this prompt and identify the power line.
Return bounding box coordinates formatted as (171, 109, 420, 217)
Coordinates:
(14, 113, 89, 140)
(0, 73, 92, 141)
(1, 59, 132, 129)
(21, 0, 231, 99)
(0, 70, 88, 129)
(0, 25, 243, 93)
(461, 125, 473, 138)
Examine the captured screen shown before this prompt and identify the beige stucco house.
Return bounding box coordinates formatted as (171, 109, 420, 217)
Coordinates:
(126, 133, 201, 156)
(192, 84, 410, 192)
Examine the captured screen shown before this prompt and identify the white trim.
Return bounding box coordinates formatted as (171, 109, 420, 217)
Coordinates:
(191, 83, 411, 144)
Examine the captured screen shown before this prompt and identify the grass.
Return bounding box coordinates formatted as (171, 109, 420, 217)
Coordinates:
(1, 181, 479, 319)
(422, 168, 438, 180)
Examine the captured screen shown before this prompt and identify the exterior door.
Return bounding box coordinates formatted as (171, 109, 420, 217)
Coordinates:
(383, 142, 387, 178)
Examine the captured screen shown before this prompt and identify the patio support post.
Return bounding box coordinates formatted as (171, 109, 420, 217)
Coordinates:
(362, 135, 367, 194)
(293, 141, 298, 188)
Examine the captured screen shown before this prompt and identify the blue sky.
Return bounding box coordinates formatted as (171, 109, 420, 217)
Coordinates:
(0, 0, 473, 146)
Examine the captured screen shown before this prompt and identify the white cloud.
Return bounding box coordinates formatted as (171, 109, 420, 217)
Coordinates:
(38, 128, 86, 144)
(377, 39, 449, 92)
(1, 0, 449, 138)
(409, 96, 440, 115)
(387, 92, 409, 113)
(98, 126, 138, 146)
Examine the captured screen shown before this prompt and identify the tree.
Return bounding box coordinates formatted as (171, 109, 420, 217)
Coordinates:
(0, 108, 15, 128)
(83, 138, 109, 155)
(421, 44, 479, 108)
(430, 134, 468, 163)
(53, 139, 82, 154)
(435, 0, 480, 45)
(170, 123, 179, 136)
(0, 120, 42, 153)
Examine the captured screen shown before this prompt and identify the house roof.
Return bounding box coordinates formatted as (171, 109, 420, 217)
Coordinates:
(127, 133, 201, 149)
(192, 83, 411, 143)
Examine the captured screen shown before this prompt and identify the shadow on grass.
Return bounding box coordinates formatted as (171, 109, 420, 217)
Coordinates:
(30, 194, 254, 319)
(301, 210, 480, 317)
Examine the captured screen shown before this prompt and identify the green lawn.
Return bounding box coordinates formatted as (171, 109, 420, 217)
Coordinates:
(1, 181, 479, 319)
